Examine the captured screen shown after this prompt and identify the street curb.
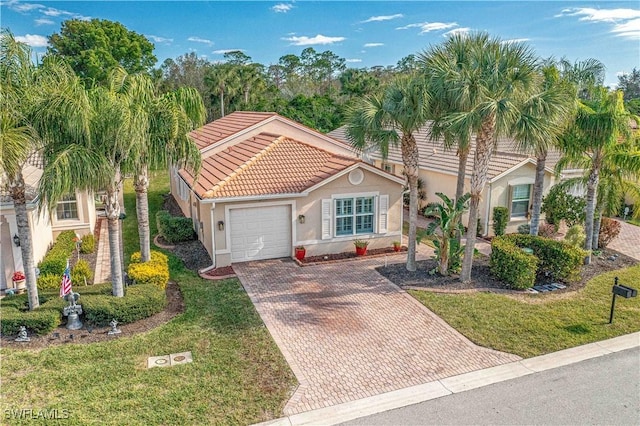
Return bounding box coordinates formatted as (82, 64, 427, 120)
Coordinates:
(252, 332, 640, 426)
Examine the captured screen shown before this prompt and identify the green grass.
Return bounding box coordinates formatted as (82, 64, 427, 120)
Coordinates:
(628, 218, 640, 227)
(410, 264, 640, 358)
(0, 173, 296, 425)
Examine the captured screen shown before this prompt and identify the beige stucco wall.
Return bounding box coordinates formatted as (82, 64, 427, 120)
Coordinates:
(51, 190, 96, 238)
(195, 167, 403, 267)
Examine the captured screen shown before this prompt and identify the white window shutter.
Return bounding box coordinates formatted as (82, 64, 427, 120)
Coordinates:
(378, 194, 389, 234)
(321, 199, 332, 240)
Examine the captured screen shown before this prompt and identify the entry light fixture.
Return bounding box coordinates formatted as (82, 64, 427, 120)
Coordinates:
(298, 214, 305, 224)
(217, 221, 224, 231)
(13, 234, 20, 247)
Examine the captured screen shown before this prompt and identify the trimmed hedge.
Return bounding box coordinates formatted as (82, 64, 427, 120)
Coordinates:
(0, 294, 64, 335)
(490, 237, 539, 289)
(72, 259, 93, 285)
(490, 234, 586, 289)
(38, 230, 77, 276)
(81, 284, 167, 326)
(37, 273, 62, 290)
(128, 250, 170, 289)
(492, 207, 509, 236)
(156, 210, 196, 243)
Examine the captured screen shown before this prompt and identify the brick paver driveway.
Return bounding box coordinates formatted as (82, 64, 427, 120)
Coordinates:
(234, 256, 520, 415)
(608, 219, 640, 260)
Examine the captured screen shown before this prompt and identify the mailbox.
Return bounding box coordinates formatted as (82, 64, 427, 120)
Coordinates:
(612, 285, 637, 298)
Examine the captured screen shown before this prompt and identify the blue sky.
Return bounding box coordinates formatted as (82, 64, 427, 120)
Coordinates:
(2, 1, 639, 87)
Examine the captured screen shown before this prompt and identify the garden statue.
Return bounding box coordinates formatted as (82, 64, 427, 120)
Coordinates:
(15, 326, 30, 342)
(63, 291, 83, 330)
(108, 319, 121, 335)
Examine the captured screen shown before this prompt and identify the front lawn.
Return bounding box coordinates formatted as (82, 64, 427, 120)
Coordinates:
(411, 264, 640, 358)
(0, 173, 296, 425)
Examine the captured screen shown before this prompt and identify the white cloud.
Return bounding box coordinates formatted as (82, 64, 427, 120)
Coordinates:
(213, 49, 245, 54)
(558, 7, 640, 40)
(188, 36, 214, 46)
(272, 3, 294, 13)
(42, 7, 74, 17)
(364, 43, 384, 47)
(283, 34, 345, 46)
(443, 27, 471, 37)
(502, 38, 530, 44)
(4, 1, 45, 13)
(346, 58, 362, 63)
(34, 18, 54, 25)
(361, 14, 403, 23)
(15, 34, 48, 47)
(396, 22, 458, 34)
(147, 35, 173, 44)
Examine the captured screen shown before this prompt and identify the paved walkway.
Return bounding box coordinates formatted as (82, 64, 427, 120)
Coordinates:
(234, 256, 520, 415)
(93, 218, 111, 283)
(607, 219, 640, 261)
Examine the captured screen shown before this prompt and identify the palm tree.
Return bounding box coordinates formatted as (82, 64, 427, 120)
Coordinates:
(345, 76, 431, 271)
(205, 63, 240, 117)
(424, 33, 540, 282)
(1, 31, 88, 309)
(39, 69, 138, 297)
(556, 89, 637, 264)
(118, 72, 205, 262)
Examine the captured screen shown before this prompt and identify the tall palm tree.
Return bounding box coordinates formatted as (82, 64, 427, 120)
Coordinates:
(205, 63, 240, 117)
(39, 69, 138, 297)
(1, 31, 88, 309)
(425, 33, 540, 282)
(556, 89, 637, 264)
(117, 72, 205, 262)
(345, 76, 431, 271)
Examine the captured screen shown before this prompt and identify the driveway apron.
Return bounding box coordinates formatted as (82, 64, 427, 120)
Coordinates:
(607, 220, 640, 261)
(234, 256, 520, 415)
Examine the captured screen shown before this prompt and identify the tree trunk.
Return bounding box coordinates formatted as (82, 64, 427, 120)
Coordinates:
(220, 86, 225, 117)
(134, 166, 151, 262)
(583, 165, 599, 265)
(529, 151, 547, 236)
(592, 206, 604, 250)
(104, 179, 124, 297)
(455, 142, 470, 202)
(461, 115, 496, 282)
(439, 236, 449, 276)
(401, 134, 420, 272)
(10, 172, 39, 310)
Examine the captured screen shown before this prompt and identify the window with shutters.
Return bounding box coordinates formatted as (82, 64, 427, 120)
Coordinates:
(335, 196, 374, 236)
(510, 184, 531, 218)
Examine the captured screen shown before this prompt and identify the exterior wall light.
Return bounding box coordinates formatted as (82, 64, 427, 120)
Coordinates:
(13, 234, 20, 247)
(298, 214, 305, 224)
(217, 221, 224, 231)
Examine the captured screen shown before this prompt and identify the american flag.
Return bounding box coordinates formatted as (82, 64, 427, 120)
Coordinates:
(60, 261, 72, 298)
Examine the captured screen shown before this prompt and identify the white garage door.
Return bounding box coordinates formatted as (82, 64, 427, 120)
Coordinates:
(229, 205, 291, 262)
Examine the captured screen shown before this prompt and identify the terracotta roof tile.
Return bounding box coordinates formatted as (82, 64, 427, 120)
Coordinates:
(181, 133, 358, 199)
(189, 111, 277, 150)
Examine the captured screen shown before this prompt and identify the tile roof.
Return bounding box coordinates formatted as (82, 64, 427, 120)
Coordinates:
(328, 123, 563, 180)
(181, 133, 358, 199)
(189, 111, 277, 150)
(0, 164, 43, 204)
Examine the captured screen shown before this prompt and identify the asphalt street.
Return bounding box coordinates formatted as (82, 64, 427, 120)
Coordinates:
(342, 347, 640, 425)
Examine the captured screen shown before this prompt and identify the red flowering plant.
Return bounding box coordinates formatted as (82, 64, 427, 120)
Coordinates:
(12, 271, 25, 281)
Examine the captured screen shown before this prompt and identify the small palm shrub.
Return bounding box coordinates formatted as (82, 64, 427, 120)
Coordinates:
(492, 207, 509, 236)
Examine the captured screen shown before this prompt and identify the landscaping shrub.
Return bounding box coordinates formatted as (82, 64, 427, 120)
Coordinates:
(38, 230, 77, 276)
(598, 217, 621, 248)
(155, 210, 196, 244)
(490, 237, 539, 289)
(71, 259, 93, 285)
(128, 250, 170, 289)
(492, 207, 509, 236)
(538, 223, 557, 238)
(565, 225, 586, 248)
(80, 234, 96, 254)
(81, 284, 167, 326)
(541, 186, 586, 227)
(491, 234, 585, 288)
(0, 293, 63, 335)
(37, 273, 62, 290)
(517, 224, 530, 234)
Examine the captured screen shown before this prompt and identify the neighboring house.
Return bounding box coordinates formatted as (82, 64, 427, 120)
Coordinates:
(170, 111, 405, 268)
(328, 124, 563, 236)
(0, 154, 96, 292)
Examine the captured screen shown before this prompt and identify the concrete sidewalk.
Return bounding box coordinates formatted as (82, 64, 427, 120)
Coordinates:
(255, 332, 640, 426)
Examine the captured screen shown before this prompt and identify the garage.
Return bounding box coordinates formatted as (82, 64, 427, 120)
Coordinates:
(229, 205, 292, 262)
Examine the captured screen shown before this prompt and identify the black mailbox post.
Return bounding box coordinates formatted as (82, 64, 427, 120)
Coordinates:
(609, 277, 638, 324)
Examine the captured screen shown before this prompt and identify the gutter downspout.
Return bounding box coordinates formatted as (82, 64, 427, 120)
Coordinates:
(199, 203, 217, 273)
(484, 183, 492, 237)
(401, 189, 409, 243)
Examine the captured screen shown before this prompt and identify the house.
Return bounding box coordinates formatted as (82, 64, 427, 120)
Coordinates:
(328, 124, 562, 236)
(0, 154, 96, 291)
(169, 111, 405, 268)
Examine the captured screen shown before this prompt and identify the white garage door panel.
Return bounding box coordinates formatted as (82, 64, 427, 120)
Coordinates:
(229, 205, 291, 262)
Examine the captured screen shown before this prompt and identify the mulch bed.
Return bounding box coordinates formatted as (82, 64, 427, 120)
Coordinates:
(377, 248, 638, 294)
(1, 281, 184, 349)
(297, 246, 407, 266)
(201, 266, 236, 280)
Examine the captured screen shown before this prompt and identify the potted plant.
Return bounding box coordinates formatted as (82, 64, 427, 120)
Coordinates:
(392, 241, 401, 252)
(294, 245, 306, 261)
(354, 239, 369, 256)
(12, 271, 26, 292)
